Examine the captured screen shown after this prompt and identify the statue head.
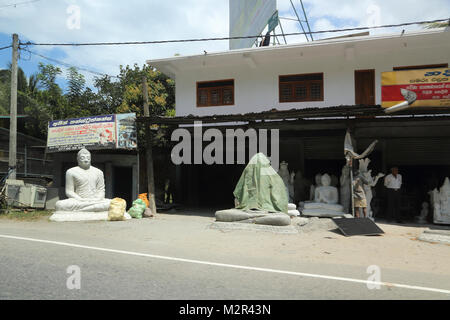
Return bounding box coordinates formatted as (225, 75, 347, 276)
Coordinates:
(279, 161, 289, 172)
(315, 173, 322, 186)
(77, 148, 91, 170)
(441, 177, 450, 194)
(321, 174, 331, 187)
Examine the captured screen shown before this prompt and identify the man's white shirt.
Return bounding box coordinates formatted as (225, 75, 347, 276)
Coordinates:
(384, 174, 402, 190)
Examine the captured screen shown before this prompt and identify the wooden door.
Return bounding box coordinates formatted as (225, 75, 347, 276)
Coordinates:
(355, 69, 375, 105)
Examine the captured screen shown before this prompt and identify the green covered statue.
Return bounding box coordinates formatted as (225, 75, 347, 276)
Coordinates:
(215, 153, 291, 226)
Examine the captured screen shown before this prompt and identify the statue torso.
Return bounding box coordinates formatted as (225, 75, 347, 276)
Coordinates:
(68, 166, 104, 199)
(315, 186, 338, 204)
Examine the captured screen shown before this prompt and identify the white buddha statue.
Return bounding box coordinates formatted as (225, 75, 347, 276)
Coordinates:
(301, 174, 346, 218)
(433, 177, 450, 225)
(278, 161, 295, 203)
(50, 148, 131, 222)
(416, 202, 429, 224)
(314, 174, 339, 204)
(309, 173, 322, 201)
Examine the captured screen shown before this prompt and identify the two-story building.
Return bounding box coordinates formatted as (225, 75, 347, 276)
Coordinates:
(147, 28, 450, 220)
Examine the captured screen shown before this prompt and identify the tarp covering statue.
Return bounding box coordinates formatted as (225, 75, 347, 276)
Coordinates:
(234, 153, 288, 213)
(215, 153, 291, 226)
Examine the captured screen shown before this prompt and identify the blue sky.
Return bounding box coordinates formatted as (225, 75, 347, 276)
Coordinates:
(0, 0, 449, 91)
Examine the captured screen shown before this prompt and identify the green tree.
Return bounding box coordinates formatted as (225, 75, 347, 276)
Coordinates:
(422, 21, 449, 29)
(67, 67, 86, 104)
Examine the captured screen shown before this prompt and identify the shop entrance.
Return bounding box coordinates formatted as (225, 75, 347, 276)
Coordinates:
(113, 166, 133, 209)
(374, 165, 450, 221)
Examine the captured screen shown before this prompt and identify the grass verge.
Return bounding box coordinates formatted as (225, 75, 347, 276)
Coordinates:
(0, 209, 53, 221)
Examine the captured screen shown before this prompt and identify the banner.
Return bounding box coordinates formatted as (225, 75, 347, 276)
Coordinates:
(47, 113, 137, 152)
(382, 68, 450, 108)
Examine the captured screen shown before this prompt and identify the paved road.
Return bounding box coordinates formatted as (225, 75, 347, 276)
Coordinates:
(0, 215, 449, 300)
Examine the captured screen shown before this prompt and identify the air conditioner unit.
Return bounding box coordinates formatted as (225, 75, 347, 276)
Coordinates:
(30, 185, 47, 209)
(5, 179, 47, 209)
(5, 179, 31, 208)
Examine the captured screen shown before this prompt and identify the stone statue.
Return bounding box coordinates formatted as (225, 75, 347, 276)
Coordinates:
(416, 202, 429, 224)
(301, 174, 346, 218)
(278, 161, 295, 203)
(215, 153, 291, 226)
(340, 165, 351, 214)
(432, 178, 450, 225)
(359, 158, 385, 219)
(50, 148, 131, 222)
(309, 173, 322, 201)
(314, 174, 339, 204)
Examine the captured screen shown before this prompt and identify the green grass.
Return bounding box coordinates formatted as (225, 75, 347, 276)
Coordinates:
(0, 209, 53, 221)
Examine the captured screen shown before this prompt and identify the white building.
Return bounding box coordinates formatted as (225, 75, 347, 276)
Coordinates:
(147, 28, 450, 220)
(149, 28, 450, 117)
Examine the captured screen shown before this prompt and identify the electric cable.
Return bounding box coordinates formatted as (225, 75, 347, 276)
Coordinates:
(18, 18, 449, 47)
(0, 0, 44, 9)
(0, 45, 12, 51)
(20, 47, 118, 79)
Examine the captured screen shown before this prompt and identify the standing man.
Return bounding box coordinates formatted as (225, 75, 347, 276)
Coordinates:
(384, 167, 403, 223)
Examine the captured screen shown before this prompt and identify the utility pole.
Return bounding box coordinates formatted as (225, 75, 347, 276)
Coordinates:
(142, 77, 157, 215)
(9, 34, 19, 180)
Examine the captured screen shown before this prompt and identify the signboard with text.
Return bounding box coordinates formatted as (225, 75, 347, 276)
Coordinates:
(47, 113, 137, 153)
(382, 68, 450, 108)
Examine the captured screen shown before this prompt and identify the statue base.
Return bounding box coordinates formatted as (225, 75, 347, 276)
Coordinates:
(434, 217, 450, 225)
(300, 202, 346, 218)
(215, 209, 291, 226)
(50, 211, 132, 222)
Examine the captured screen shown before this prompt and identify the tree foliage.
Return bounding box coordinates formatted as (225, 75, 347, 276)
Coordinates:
(0, 62, 175, 140)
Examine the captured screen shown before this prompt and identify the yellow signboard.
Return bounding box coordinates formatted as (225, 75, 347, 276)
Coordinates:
(382, 67, 450, 108)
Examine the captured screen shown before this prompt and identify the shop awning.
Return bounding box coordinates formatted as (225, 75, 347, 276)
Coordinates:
(137, 105, 450, 125)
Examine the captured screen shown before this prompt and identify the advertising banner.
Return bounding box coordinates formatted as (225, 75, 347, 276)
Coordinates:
(382, 68, 450, 108)
(47, 113, 137, 153)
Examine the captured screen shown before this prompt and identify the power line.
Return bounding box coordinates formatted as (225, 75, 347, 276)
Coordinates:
(0, 0, 43, 9)
(19, 18, 449, 47)
(0, 45, 12, 51)
(20, 47, 118, 79)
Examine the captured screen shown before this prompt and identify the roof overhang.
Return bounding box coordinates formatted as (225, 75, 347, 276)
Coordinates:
(147, 28, 450, 78)
(138, 105, 450, 125)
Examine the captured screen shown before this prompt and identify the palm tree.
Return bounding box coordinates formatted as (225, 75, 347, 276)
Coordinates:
(28, 74, 39, 96)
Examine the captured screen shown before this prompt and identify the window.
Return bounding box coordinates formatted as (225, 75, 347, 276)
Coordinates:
(197, 79, 234, 107)
(279, 73, 324, 103)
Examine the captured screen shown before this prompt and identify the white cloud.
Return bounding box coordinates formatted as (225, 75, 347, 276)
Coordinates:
(0, 0, 448, 88)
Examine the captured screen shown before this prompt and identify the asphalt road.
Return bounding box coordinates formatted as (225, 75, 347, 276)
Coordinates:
(0, 214, 449, 300)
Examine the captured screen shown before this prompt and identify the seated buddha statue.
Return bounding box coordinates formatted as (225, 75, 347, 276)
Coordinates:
(433, 177, 450, 225)
(301, 174, 346, 218)
(50, 148, 131, 222)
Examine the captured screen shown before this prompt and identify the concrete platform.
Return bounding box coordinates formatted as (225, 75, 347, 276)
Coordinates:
(418, 229, 450, 245)
(209, 222, 298, 234)
(49, 211, 132, 222)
